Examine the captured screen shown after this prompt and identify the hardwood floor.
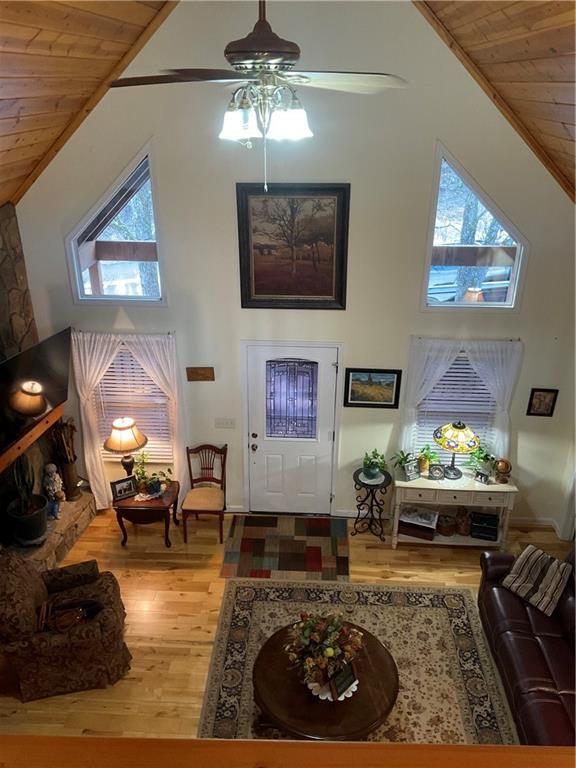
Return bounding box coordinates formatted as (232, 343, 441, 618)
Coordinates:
(0, 510, 570, 738)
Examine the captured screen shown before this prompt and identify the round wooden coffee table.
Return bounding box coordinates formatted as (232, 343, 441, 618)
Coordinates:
(252, 623, 399, 741)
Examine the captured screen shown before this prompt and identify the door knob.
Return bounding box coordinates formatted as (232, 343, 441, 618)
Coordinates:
(251, 443, 258, 452)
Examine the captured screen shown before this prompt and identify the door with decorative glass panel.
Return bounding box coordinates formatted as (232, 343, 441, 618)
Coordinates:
(246, 344, 339, 514)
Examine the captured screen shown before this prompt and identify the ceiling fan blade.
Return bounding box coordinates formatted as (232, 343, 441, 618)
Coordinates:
(169, 68, 258, 83)
(111, 74, 192, 88)
(285, 71, 407, 94)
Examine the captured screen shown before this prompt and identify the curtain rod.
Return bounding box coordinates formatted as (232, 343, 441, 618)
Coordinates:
(72, 329, 175, 335)
(413, 335, 521, 342)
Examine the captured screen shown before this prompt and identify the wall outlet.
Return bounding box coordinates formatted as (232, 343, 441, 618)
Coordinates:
(215, 417, 236, 429)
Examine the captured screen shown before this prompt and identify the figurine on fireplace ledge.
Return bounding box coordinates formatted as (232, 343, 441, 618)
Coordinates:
(43, 463, 65, 519)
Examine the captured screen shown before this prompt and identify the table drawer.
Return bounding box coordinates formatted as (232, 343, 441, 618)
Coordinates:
(471, 492, 506, 507)
(438, 491, 473, 505)
(403, 488, 437, 503)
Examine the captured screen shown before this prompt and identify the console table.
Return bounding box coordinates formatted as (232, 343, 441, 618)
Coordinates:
(392, 474, 518, 550)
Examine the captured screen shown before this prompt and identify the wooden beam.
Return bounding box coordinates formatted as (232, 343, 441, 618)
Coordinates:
(10, 1, 178, 206)
(413, 1, 575, 201)
(0, 403, 63, 476)
(0, 735, 572, 768)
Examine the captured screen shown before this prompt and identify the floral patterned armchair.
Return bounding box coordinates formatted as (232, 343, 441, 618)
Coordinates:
(0, 551, 131, 701)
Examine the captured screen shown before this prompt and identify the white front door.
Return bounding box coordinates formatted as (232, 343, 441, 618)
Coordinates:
(246, 344, 339, 514)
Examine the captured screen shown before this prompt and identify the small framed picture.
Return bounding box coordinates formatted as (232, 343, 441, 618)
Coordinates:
(110, 475, 137, 502)
(343, 368, 402, 408)
(403, 459, 420, 481)
(429, 464, 444, 481)
(526, 388, 558, 417)
(475, 470, 490, 485)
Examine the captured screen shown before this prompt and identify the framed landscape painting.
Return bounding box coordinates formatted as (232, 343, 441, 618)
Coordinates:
(344, 368, 402, 408)
(237, 183, 350, 309)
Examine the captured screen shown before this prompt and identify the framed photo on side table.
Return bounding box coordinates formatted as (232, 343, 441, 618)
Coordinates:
(237, 183, 350, 309)
(344, 368, 402, 408)
(110, 475, 137, 502)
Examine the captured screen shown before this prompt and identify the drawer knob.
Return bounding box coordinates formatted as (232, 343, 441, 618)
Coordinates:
(488, 497, 492, 501)
(418, 493, 422, 498)
(453, 495, 457, 500)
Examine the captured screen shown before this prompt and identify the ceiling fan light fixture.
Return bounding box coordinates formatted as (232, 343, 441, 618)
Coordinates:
(219, 93, 262, 142)
(267, 102, 313, 140)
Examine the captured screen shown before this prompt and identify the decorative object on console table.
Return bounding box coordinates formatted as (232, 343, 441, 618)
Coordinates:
(470, 511, 499, 542)
(417, 444, 438, 476)
(352, 467, 392, 542)
(428, 463, 444, 481)
(397, 506, 438, 541)
(526, 388, 558, 417)
(436, 514, 457, 537)
(494, 458, 512, 484)
(433, 421, 480, 480)
(344, 368, 402, 408)
(391, 450, 419, 481)
(103, 417, 148, 476)
(237, 183, 350, 310)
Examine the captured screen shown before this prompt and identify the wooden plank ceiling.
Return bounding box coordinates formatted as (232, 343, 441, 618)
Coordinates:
(0, 1, 176, 207)
(416, 1, 575, 200)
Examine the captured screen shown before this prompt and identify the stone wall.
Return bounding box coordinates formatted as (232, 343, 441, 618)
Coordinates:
(0, 202, 38, 362)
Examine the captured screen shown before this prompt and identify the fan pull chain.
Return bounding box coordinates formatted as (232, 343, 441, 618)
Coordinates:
(263, 134, 268, 192)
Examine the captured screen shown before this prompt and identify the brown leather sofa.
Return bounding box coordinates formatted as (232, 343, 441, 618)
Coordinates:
(0, 551, 131, 701)
(478, 548, 575, 745)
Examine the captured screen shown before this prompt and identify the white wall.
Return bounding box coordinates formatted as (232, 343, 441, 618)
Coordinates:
(16, 1, 574, 531)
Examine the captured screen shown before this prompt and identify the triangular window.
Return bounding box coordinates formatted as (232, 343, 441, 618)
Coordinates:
(425, 150, 526, 308)
(68, 155, 163, 302)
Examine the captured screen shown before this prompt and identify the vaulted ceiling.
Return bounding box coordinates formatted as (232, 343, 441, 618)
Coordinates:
(0, 1, 176, 207)
(416, 1, 575, 199)
(0, 1, 574, 208)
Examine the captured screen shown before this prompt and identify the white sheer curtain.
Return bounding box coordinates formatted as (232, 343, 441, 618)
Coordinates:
(71, 330, 122, 509)
(400, 337, 463, 451)
(123, 333, 188, 495)
(464, 340, 523, 457)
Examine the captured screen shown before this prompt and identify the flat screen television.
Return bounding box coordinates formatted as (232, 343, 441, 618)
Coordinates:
(0, 327, 71, 458)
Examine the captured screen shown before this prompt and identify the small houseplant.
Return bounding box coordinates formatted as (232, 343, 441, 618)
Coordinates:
(7, 455, 48, 546)
(465, 446, 496, 475)
(134, 452, 173, 494)
(284, 612, 363, 689)
(418, 444, 439, 475)
(391, 450, 420, 481)
(362, 449, 387, 479)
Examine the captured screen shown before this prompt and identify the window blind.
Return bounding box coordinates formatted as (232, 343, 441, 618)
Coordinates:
(93, 345, 173, 463)
(414, 353, 496, 462)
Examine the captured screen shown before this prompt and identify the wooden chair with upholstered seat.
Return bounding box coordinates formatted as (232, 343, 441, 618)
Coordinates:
(181, 444, 227, 543)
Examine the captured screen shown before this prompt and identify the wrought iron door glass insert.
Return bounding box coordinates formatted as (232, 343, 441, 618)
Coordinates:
(266, 359, 318, 438)
(352, 468, 392, 542)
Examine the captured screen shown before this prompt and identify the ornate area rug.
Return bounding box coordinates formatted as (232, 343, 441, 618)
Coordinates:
(220, 515, 349, 581)
(198, 580, 517, 744)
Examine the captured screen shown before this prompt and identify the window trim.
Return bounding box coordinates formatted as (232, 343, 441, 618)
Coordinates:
(65, 144, 168, 306)
(421, 142, 529, 313)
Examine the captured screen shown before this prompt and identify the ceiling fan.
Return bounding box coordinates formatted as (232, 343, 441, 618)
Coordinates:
(111, 0, 405, 183)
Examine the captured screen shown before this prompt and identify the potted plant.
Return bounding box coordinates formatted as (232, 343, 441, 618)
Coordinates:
(7, 455, 48, 546)
(134, 452, 173, 495)
(418, 444, 439, 475)
(391, 450, 420, 481)
(465, 446, 496, 476)
(362, 449, 387, 480)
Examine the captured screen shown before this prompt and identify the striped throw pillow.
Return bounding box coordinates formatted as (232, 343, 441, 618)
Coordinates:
(502, 545, 573, 617)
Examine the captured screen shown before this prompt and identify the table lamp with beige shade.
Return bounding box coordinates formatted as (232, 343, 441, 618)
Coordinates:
(104, 417, 148, 476)
(8, 380, 47, 417)
(433, 420, 480, 480)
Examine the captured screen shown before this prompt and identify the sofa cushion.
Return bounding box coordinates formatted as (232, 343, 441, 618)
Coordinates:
(495, 630, 575, 707)
(502, 545, 573, 616)
(0, 551, 48, 641)
(515, 689, 575, 746)
(481, 583, 565, 639)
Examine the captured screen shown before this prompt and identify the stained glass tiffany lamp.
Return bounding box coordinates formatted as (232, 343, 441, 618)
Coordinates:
(433, 421, 480, 480)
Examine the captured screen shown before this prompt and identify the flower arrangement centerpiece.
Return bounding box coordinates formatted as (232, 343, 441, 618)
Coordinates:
(284, 611, 363, 688)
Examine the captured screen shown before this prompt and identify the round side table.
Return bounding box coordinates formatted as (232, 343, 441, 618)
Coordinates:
(352, 468, 392, 542)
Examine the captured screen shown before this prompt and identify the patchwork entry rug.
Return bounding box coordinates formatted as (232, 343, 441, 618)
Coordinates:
(220, 515, 349, 581)
(198, 580, 518, 744)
